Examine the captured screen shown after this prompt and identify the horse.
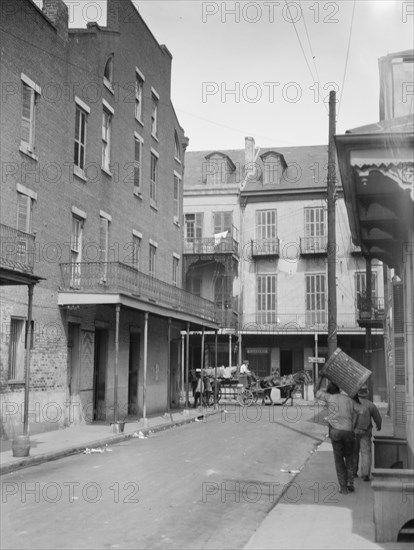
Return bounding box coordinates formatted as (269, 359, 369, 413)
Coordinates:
(257, 370, 312, 406)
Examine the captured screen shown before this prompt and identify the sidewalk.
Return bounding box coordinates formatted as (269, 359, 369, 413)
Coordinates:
(0, 407, 220, 476)
(244, 406, 412, 550)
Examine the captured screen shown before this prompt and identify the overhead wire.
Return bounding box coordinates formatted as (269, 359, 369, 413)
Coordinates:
(337, 0, 357, 122)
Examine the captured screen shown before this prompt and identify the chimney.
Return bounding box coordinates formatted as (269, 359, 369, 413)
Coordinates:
(42, 0, 68, 41)
(244, 136, 256, 180)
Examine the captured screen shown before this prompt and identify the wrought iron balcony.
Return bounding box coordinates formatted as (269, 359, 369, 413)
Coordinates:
(357, 294, 385, 327)
(214, 304, 239, 329)
(300, 236, 328, 255)
(183, 226, 239, 257)
(59, 261, 217, 323)
(0, 223, 36, 274)
(251, 239, 280, 258)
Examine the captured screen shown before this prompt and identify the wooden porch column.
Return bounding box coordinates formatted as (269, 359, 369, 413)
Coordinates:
(200, 327, 205, 408)
(181, 333, 185, 401)
(143, 312, 149, 426)
(167, 318, 171, 416)
(228, 334, 232, 367)
(113, 304, 120, 423)
(23, 284, 34, 436)
(214, 330, 218, 407)
(185, 323, 190, 409)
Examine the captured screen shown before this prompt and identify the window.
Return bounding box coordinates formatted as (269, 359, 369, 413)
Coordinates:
(214, 211, 232, 235)
(16, 191, 33, 265)
(70, 215, 83, 288)
(8, 318, 25, 381)
(215, 274, 232, 308)
(149, 244, 156, 277)
(74, 106, 87, 175)
(173, 172, 181, 223)
(205, 153, 235, 185)
(99, 214, 110, 282)
(262, 153, 281, 184)
(104, 56, 114, 89)
(150, 152, 158, 203)
(174, 132, 181, 162)
(356, 271, 378, 314)
(172, 256, 179, 286)
(257, 274, 277, 324)
(134, 134, 143, 191)
(132, 234, 141, 268)
(306, 274, 326, 325)
(102, 107, 112, 172)
(185, 213, 203, 241)
(151, 93, 158, 138)
(257, 209, 277, 241)
(20, 74, 41, 156)
(135, 72, 144, 122)
(304, 207, 326, 251)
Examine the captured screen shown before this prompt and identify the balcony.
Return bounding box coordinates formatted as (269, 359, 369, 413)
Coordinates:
(184, 226, 239, 258)
(251, 239, 280, 259)
(59, 261, 217, 324)
(214, 299, 239, 330)
(357, 294, 385, 328)
(300, 236, 328, 255)
(0, 224, 42, 286)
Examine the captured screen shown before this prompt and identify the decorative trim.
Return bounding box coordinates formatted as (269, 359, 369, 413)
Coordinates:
(134, 131, 144, 143)
(151, 87, 160, 100)
(133, 229, 143, 239)
(21, 73, 41, 94)
(72, 206, 87, 219)
(150, 147, 159, 158)
(75, 96, 90, 114)
(99, 210, 112, 222)
(135, 67, 145, 82)
(149, 239, 158, 248)
(102, 98, 114, 114)
(173, 252, 180, 260)
(16, 183, 37, 201)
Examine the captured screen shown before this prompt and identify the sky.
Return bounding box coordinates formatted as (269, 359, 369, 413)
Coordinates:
(58, 0, 413, 151)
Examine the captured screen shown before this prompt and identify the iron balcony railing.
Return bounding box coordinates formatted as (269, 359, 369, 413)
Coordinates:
(214, 304, 239, 329)
(0, 223, 36, 274)
(300, 236, 328, 255)
(250, 238, 280, 258)
(183, 225, 239, 257)
(240, 312, 372, 331)
(357, 294, 385, 320)
(59, 261, 217, 323)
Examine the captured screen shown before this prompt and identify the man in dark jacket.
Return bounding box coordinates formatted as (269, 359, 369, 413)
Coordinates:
(315, 378, 363, 494)
(353, 385, 382, 481)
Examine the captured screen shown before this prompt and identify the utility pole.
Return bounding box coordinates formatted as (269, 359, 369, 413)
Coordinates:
(327, 90, 337, 358)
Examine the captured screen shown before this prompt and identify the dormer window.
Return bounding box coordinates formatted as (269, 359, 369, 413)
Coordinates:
(204, 153, 235, 185)
(261, 151, 286, 185)
(104, 56, 114, 91)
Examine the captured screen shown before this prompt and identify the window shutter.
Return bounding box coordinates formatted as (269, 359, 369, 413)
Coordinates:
(195, 212, 203, 238)
(99, 217, 108, 263)
(392, 280, 406, 438)
(17, 194, 30, 233)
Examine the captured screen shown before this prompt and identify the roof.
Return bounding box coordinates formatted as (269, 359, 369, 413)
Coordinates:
(345, 114, 414, 136)
(185, 144, 333, 192)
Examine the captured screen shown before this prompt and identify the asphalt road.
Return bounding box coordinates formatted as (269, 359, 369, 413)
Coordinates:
(1, 404, 327, 550)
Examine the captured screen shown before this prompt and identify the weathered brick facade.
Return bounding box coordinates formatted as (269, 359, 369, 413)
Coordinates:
(0, 0, 211, 438)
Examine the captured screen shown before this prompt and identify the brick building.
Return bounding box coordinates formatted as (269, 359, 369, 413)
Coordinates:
(0, 0, 217, 438)
(184, 138, 387, 400)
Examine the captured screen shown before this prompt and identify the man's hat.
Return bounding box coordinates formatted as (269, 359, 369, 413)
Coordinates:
(358, 385, 369, 398)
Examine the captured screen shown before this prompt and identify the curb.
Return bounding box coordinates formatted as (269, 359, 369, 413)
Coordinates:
(0, 409, 222, 476)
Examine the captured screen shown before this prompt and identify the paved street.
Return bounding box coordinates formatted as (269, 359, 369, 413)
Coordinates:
(2, 405, 326, 550)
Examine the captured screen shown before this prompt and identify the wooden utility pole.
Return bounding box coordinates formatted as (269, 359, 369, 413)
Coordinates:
(327, 90, 337, 358)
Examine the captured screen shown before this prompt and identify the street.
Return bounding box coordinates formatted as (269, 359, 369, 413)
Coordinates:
(1, 405, 327, 550)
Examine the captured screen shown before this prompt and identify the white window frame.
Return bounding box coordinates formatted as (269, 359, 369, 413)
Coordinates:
(132, 230, 142, 269)
(103, 56, 114, 92)
(74, 98, 89, 178)
(257, 274, 277, 325)
(8, 317, 26, 382)
(135, 68, 145, 123)
(99, 212, 111, 283)
(305, 273, 327, 325)
(172, 254, 180, 287)
(151, 89, 159, 139)
(102, 100, 114, 173)
(20, 74, 41, 158)
(174, 132, 181, 163)
(173, 171, 181, 224)
(134, 132, 144, 192)
(70, 215, 84, 289)
(150, 149, 159, 204)
(149, 242, 157, 277)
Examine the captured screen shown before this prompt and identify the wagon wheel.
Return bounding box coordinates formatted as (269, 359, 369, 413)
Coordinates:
(240, 388, 255, 406)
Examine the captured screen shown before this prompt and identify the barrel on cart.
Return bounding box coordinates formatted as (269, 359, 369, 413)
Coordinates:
(320, 347, 371, 397)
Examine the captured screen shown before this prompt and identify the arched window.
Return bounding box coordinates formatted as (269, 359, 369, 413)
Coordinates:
(261, 152, 282, 185)
(204, 153, 235, 185)
(104, 56, 114, 88)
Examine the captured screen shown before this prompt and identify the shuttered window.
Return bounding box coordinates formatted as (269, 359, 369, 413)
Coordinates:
(214, 211, 232, 235)
(257, 274, 277, 324)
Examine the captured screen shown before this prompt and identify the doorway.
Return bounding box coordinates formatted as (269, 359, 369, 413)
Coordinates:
(67, 323, 80, 425)
(280, 350, 293, 376)
(93, 328, 108, 421)
(128, 330, 140, 416)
